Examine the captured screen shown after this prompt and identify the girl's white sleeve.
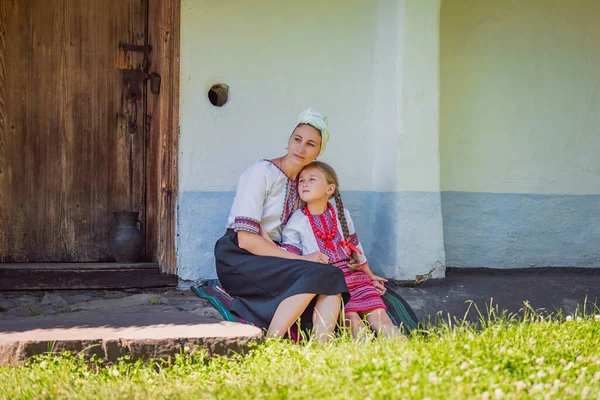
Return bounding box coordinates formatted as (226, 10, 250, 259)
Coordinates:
(280, 213, 304, 256)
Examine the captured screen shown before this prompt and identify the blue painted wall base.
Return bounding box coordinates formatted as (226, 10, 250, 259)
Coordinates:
(177, 191, 446, 282)
(442, 192, 600, 268)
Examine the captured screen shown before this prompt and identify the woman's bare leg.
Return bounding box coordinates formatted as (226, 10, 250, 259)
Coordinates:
(344, 312, 368, 341)
(267, 293, 316, 338)
(361, 308, 401, 339)
(312, 294, 342, 343)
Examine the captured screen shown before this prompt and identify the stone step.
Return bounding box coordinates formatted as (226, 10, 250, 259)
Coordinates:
(0, 305, 262, 366)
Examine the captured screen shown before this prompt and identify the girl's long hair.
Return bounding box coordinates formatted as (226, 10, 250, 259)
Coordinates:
(301, 161, 361, 271)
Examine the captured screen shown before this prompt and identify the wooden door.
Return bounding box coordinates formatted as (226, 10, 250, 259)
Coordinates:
(0, 0, 148, 262)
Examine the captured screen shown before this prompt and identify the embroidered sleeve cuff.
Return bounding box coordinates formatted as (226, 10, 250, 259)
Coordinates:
(349, 233, 359, 247)
(233, 217, 261, 235)
(280, 243, 302, 255)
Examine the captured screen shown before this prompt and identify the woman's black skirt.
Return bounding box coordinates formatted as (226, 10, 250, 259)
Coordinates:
(215, 230, 350, 329)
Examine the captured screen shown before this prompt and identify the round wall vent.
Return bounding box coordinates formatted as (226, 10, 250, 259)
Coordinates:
(208, 83, 229, 107)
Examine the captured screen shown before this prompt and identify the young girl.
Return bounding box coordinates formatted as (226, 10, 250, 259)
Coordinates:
(280, 161, 400, 339)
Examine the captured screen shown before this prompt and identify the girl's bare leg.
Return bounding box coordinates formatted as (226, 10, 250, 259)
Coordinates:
(267, 293, 316, 338)
(344, 311, 368, 341)
(312, 294, 342, 343)
(361, 308, 402, 339)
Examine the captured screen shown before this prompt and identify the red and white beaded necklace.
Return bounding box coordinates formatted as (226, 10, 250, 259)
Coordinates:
(302, 203, 337, 250)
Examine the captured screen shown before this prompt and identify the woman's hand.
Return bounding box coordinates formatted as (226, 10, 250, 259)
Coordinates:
(304, 252, 329, 264)
(258, 225, 277, 247)
(369, 274, 388, 296)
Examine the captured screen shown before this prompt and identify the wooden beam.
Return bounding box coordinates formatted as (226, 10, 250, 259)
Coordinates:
(0, 263, 158, 270)
(0, 0, 7, 262)
(147, 0, 180, 275)
(0, 263, 177, 291)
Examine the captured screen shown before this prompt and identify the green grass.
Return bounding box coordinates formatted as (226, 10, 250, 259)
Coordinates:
(149, 297, 165, 306)
(1, 303, 600, 400)
(27, 307, 45, 317)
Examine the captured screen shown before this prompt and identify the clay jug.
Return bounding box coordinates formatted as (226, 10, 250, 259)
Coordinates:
(109, 211, 143, 263)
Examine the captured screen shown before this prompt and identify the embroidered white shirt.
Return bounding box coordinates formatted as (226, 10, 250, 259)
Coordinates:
(280, 206, 368, 265)
(226, 160, 298, 243)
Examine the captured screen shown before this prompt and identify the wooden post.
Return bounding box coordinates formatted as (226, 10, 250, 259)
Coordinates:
(147, 0, 180, 275)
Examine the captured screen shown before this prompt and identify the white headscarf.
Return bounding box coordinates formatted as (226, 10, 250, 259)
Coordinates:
(295, 108, 330, 156)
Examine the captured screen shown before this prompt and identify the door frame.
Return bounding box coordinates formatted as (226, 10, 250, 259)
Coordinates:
(146, 0, 180, 275)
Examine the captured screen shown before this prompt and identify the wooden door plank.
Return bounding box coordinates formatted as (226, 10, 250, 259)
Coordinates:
(129, 0, 148, 258)
(1, 0, 147, 262)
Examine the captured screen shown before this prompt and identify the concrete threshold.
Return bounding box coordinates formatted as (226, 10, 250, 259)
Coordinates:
(0, 306, 263, 366)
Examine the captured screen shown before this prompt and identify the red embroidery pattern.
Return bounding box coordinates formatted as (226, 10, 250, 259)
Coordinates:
(303, 203, 338, 251)
(281, 243, 302, 255)
(264, 160, 299, 225)
(348, 233, 359, 247)
(332, 261, 386, 313)
(308, 208, 348, 263)
(281, 179, 299, 224)
(233, 217, 261, 235)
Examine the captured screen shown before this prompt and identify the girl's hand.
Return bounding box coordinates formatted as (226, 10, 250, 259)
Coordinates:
(370, 275, 388, 296)
(304, 252, 329, 264)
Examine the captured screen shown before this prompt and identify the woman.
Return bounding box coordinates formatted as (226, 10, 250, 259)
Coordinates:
(215, 108, 350, 342)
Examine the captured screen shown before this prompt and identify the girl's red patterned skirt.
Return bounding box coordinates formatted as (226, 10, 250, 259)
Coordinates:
(334, 261, 387, 314)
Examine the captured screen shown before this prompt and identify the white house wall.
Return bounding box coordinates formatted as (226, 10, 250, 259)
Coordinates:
(177, 0, 445, 283)
(440, 0, 600, 268)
